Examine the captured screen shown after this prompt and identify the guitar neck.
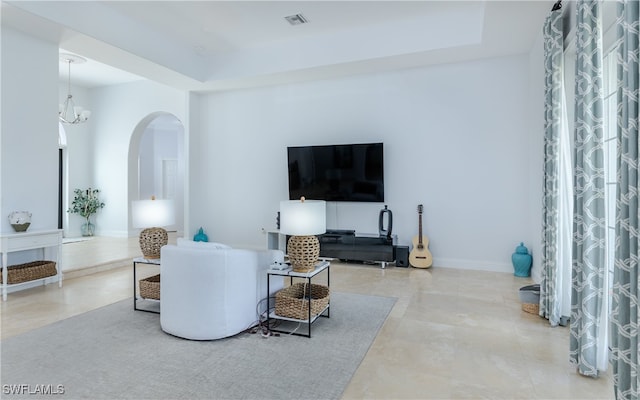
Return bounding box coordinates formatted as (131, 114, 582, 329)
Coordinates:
(418, 213, 423, 245)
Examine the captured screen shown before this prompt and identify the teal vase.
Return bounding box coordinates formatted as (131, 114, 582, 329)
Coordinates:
(512, 242, 532, 277)
(193, 227, 209, 242)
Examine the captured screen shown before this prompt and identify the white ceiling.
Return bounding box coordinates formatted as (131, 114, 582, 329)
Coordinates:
(1, 1, 554, 92)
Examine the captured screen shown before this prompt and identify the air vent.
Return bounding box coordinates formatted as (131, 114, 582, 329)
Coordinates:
(284, 13, 308, 26)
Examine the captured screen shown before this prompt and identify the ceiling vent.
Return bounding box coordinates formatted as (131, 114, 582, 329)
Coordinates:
(284, 13, 308, 26)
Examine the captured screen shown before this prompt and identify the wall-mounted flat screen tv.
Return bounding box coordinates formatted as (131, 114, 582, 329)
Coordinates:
(287, 142, 384, 202)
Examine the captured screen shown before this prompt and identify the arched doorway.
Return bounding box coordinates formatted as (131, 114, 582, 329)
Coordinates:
(128, 112, 185, 236)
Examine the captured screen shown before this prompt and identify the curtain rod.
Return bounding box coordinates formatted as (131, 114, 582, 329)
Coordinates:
(552, 0, 562, 11)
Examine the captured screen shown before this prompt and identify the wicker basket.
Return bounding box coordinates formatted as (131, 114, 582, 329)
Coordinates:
(0, 260, 57, 284)
(275, 282, 330, 320)
(522, 303, 539, 315)
(139, 274, 160, 300)
(519, 284, 540, 315)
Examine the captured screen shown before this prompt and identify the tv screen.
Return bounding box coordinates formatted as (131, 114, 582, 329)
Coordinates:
(287, 142, 384, 202)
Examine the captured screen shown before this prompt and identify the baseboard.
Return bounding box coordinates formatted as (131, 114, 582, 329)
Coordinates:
(432, 258, 513, 274)
(94, 230, 130, 238)
(62, 259, 131, 280)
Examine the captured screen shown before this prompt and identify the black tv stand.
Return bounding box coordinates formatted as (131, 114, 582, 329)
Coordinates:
(318, 231, 397, 268)
(325, 229, 356, 235)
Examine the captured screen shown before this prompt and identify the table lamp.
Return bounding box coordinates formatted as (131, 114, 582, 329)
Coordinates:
(279, 197, 326, 272)
(132, 196, 175, 259)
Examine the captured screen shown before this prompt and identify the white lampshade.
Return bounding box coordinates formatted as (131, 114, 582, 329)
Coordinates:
(279, 198, 326, 236)
(132, 199, 175, 228)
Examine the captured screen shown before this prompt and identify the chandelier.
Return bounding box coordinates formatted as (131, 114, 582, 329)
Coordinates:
(59, 53, 91, 124)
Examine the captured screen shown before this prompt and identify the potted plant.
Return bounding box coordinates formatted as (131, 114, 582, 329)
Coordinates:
(68, 188, 105, 236)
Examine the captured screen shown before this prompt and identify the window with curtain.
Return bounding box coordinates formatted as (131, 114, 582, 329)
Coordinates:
(545, 0, 626, 383)
(603, 48, 617, 302)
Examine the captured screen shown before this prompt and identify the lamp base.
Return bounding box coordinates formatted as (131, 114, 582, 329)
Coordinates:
(139, 227, 168, 259)
(287, 235, 320, 272)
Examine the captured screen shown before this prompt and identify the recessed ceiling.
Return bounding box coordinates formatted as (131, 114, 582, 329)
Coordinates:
(2, 1, 555, 91)
(58, 49, 144, 89)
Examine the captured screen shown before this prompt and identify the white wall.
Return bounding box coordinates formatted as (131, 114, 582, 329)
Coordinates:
(192, 54, 539, 272)
(1, 27, 59, 234)
(0, 26, 545, 274)
(139, 132, 156, 198)
(90, 81, 186, 237)
(528, 20, 546, 282)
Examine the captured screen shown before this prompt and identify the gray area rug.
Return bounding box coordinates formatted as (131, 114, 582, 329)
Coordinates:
(1, 292, 395, 399)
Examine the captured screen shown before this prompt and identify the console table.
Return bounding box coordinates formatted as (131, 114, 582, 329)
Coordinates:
(0, 229, 63, 301)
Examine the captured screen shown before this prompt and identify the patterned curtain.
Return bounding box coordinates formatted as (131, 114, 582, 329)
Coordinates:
(611, 1, 640, 398)
(569, 0, 607, 377)
(540, 8, 564, 327)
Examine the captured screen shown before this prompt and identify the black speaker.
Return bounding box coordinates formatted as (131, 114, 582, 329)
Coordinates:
(395, 246, 409, 267)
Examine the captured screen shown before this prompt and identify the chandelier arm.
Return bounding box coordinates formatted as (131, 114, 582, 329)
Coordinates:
(59, 95, 80, 124)
(59, 55, 90, 125)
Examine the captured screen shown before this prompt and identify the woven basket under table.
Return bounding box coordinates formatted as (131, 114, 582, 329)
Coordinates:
(0, 260, 57, 284)
(522, 303, 539, 315)
(139, 274, 160, 300)
(275, 282, 330, 320)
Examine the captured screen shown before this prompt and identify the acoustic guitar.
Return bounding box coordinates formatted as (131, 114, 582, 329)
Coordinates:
(409, 204, 433, 268)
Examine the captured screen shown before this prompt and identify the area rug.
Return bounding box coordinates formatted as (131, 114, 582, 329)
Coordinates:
(1, 292, 396, 399)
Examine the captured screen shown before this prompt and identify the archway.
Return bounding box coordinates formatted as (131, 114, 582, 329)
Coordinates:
(128, 112, 185, 237)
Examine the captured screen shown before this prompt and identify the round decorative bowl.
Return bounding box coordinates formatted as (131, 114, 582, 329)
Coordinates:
(11, 223, 31, 232)
(8, 211, 32, 232)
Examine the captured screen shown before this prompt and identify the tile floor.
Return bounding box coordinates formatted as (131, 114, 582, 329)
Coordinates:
(1, 235, 614, 399)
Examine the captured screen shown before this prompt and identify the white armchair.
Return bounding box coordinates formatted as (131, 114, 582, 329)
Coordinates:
(160, 241, 284, 340)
